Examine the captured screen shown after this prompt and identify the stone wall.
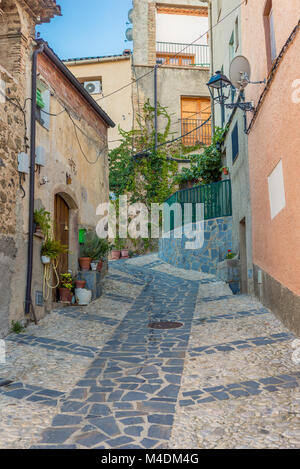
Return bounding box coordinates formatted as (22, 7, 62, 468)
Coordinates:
(0, 1, 33, 337)
(159, 216, 232, 275)
(253, 265, 300, 337)
(0, 2, 110, 337)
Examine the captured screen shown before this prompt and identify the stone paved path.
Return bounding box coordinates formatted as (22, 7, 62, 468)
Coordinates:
(0, 254, 299, 449)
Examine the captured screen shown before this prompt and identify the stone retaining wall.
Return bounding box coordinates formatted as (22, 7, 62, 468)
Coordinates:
(159, 216, 232, 275)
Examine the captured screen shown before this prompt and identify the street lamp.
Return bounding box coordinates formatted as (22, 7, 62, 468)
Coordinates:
(207, 70, 255, 133)
(207, 71, 232, 105)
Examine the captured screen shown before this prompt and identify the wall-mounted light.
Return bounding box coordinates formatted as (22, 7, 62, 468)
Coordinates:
(66, 173, 72, 185)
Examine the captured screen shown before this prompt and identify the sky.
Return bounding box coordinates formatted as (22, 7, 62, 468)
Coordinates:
(37, 0, 133, 60)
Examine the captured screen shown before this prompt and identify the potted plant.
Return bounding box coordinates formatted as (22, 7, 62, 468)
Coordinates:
(80, 232, 111, 271)
(111, 236, 125, 260)
(221, 166, 229, 176)
(41, 238, 68, 264)
(59, 273, 73, 303)
(121, 243, 129, 259)
(34, 208, 51, 237)
(75, 279, 86, 289)
(226, 249, 236, 260)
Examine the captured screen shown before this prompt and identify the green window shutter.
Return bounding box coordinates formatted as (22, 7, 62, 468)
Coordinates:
(36, 88, 45, 109)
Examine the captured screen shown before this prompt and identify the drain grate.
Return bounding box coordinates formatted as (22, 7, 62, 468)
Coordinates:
(148, 321, 183, 330)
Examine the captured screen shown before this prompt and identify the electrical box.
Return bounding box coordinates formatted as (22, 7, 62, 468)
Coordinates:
(79, 228, 87, 245)
(36, 146, 46, 167)
(18, 152, 29, 174)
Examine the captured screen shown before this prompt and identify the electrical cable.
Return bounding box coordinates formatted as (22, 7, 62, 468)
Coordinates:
(133, 115, 211, 159)
(68, 112, 107, 165)
(95, 0, 246, 102)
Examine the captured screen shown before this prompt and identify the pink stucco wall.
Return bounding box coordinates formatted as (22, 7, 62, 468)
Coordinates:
(242, 0, 300, 294)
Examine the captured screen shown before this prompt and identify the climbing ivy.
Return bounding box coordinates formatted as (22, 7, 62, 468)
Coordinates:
(109, 100, 200, 208)
(174, 126, 228, 186)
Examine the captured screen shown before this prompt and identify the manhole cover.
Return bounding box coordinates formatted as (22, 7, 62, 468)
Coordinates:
(148, 321, 183, 330)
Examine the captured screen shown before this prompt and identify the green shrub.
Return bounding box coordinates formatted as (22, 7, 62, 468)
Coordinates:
(82, 232, 112, 260)
(41, 238, 68, 259)
(11, 321, 25, 334)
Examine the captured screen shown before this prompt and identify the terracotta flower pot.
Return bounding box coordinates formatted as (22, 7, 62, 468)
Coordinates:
(59, 288, 72, 303)
(97, 260, 103, 271)
(121, 249, 129, 258)
(79, 257, 92, 271)
(111, 250, 121, 260)
(75, 280, 86, 289)
(222, 168, 229, 175)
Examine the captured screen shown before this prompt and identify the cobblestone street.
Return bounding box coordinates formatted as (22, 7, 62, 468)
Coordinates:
(0, 254, 299, 449)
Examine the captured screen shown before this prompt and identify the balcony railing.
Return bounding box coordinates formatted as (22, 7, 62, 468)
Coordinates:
(181, 118, 211, 146)
(163, 180, 232, 232)
(156, 42, 210, 67)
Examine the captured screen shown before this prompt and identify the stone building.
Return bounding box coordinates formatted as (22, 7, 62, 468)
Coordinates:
(241, 0, 300, 334)
(0, 1, 114, 337)
(132, 0, 211, 150)
(209, 0, 253, 294)
(65, 52, 133, 150)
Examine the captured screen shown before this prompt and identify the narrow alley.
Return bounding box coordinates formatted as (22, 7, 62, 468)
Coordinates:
(0, 255, 299, 449)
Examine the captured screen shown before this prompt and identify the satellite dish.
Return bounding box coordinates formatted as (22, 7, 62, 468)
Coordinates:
(128, 8, 133, 23)
(229, 55, 251, 90)
(125, 28, 133, 42)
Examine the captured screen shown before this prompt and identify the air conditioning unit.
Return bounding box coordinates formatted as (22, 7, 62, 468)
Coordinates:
(83, 80, 102, 95)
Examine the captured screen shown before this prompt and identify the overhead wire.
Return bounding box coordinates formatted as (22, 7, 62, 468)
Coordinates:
(1, 1, 245, 164)
(95, 0, 246, 103)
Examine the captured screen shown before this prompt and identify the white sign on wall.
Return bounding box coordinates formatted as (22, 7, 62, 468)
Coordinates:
(268, 160, 286, 220)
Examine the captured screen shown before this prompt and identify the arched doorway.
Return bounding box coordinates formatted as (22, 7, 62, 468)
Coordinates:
(54, 194, 70, 276)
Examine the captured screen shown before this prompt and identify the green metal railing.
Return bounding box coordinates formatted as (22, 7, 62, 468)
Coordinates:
(164, 179, 232, 232)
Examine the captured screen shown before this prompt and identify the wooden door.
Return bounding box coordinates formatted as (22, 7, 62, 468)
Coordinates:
(54, 194, 69, 276)
(181, 97, 211, 145)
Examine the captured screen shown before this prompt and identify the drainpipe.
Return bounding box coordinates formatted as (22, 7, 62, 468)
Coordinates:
(154, 65, 158, 152)
(207, 0, 216, 133)
(24, 43, 44, 321)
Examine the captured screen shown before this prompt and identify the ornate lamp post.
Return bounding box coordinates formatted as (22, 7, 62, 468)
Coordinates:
(207, 71, 255, 133)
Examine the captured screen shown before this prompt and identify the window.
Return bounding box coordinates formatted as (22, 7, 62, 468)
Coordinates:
(217, 0, 222, 21)
(229, 32, 234, 65)
(269, 9, 276, 62)
(156, 53, 195, 66)
(231, 123, 239, 162)
(235, 17, 239, 51)
(181, 96, 211, 146)
(264, 0, 277, 70)
(36, 82, 50, 130)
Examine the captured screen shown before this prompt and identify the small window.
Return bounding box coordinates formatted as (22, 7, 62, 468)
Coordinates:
(269, 9, 276, 62)
(229, 32, 234, 64)
(264, 0, 277, 70)
(217, 0, 222, 20)
(235, 18, 239, 50)
(36, 83, 50, 130)
(231, 123, 239, 162)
